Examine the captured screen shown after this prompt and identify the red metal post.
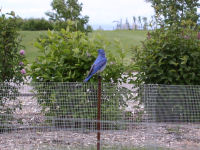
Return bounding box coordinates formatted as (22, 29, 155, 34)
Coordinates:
(97, 75, 101, 150)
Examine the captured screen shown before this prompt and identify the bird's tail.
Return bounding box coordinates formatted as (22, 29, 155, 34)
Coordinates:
(83, 75, 92, 82)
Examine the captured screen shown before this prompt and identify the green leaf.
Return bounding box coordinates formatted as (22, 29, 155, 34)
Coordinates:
(169, 60, 178, 66)
(72, 48, 79, 54)
(181, 55, 189, 65)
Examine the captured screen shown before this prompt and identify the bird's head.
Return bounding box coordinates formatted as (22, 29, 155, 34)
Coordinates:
(98, 49, 105, 57)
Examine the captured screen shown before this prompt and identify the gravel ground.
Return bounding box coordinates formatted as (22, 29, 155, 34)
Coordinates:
(0, 123, 200, 150)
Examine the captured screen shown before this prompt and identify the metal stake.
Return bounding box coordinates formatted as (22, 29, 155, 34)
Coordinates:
(97, 75, 101, 150)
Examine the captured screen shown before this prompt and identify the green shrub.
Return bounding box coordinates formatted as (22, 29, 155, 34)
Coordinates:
(0, 12, 26, 83)
(0, 11, 27, 132)
(133, 26, 200, 85)
(30, 26, 128, 83)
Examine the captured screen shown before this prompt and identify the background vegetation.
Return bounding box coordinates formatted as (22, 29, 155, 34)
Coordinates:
(16, 18, 54, 31)
(20, 30, 148, 63)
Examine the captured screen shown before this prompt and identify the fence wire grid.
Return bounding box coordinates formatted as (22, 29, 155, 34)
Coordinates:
(0, 82, 200, 150)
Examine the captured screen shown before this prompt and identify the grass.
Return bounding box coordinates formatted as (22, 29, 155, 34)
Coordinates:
(19, 30, 148, 63)
(20, 31, 47, 63)
(93, 30, 147, 47)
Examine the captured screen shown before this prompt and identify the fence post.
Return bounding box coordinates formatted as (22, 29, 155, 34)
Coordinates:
(97, 75, 102, 150)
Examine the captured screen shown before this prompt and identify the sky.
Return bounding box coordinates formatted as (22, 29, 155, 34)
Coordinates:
(0, 0, 158, 30)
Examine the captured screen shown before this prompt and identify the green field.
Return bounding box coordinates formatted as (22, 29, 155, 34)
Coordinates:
(93, 30, 147, 47)
(20, 30, 148, 63)
(20, 31, 47, 63)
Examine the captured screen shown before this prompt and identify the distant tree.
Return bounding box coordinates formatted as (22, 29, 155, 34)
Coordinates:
(133, 16, 137, 30)
(45, 0, 92, 32)
(125, 18, 130, 30)
(145, 0, 200, 27)
(120, 18, 123, 30)
(112, 20, 120, 30)
(138, 16, 142, 30)
(142, 17, 148, 30)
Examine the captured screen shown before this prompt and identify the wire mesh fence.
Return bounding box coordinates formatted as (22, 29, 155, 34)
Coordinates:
(0, 83, 200, 150)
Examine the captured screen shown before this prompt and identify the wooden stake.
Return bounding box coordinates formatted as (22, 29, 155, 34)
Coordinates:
(97, 75, 101, 150)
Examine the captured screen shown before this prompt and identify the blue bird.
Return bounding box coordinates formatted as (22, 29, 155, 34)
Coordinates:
(84, 49, 107, 82)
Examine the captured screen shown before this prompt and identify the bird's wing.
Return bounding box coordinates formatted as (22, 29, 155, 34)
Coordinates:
(87, 58, 107, 77)
(86, 56, 101, 76)
(95, 58, 107, 71)
(87, 64, 95, 77)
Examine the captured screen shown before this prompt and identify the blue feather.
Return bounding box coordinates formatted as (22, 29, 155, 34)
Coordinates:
(84, 49, 107, 82)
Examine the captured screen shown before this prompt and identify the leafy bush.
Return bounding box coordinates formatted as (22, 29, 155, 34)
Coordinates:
(0, 12, 26, 83)
(0, 11, 26, 132)
(29, 27, 131, 128)
(30, 26, 128, 83)
(133, 26, 200, 85)
(132, 25, 200, 122)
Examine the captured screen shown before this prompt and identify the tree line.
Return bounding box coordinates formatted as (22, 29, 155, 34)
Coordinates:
(15, 17, 54, 31)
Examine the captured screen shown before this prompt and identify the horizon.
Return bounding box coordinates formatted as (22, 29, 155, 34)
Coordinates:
(1, 0, 200, 30)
